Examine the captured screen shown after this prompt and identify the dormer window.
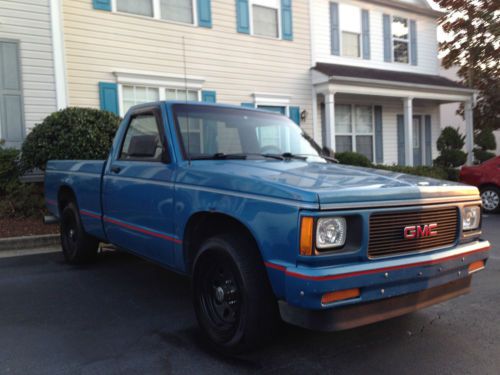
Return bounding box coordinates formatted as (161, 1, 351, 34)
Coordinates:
(392, 16, 409, 63)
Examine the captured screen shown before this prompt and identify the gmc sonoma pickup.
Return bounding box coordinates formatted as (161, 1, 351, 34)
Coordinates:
(45, 102, 490, 353)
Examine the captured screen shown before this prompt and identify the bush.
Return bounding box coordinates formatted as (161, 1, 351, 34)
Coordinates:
(335, 152, 372, 167)
(0, 146, 44, 218)
(434, 127, 467, 168)
(20, 107, 121, 171)
(474, 128, 497, 163)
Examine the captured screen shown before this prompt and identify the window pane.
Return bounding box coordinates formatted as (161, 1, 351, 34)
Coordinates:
(160, 0, 193, 24)
(187, 90, 198, 101)
(116, 0, 153, 17)
(253, 5, 279, 38)
(148, 88, 159, 101)
(342, 32, 360, 58)
(392, 16, 408, 39)
(394, 40, 409, 63)
(356, 135, 373, 161)
(335, 136, 353, 153)
(335, 104, 352, 133)
(355, 105, 372, 133)
(166, 89, 177, 100)
(122, 86, 135, 101)
(413, 118, 421, 148)
(120, 114, 162, 161)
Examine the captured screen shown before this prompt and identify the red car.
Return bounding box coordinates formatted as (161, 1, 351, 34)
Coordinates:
(460, 156, 500, 213)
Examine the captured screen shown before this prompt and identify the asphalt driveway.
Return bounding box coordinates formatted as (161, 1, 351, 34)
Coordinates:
(0, 215, 499, 375)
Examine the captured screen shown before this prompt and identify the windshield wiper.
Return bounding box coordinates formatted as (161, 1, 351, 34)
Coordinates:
(282, 153, 339, 163)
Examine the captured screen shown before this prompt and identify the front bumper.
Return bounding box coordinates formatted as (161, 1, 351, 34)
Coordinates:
(265, 240, 490, 327)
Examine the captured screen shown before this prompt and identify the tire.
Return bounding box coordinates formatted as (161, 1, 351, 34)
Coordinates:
(192, 233, 278, 354)
(60, 202, 99, 264)
(480, 186, 500, 214)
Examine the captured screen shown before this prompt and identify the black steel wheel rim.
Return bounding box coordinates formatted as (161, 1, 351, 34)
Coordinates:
(62, 211, 78, 256)
(198, 253, 242, 342)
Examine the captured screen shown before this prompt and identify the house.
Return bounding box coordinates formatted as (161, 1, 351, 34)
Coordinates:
(440, 65, 500, 156)
(57, 0, 313, 148)
(0, 0, 66, 148)
(309, 0, 477, 166)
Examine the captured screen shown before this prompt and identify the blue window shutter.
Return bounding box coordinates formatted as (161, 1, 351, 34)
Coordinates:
(362, 10, 370, 60)
(201, 90, 216, 103)
(236, 0, 250, 34)
(241, 102, 254, 108)
(197, 0, 212, 28)
(281, 0, 293, 40)
(410, 20, 418, 66)
(374, 106, 383, 163)
(93, 0, 111, 11)
(99, 82, 118, 115)
(425, 115, 432, 166)
(383, 14, 392, 62)
(330, 3, 340, 56)
(397, 114, 405, 165)
(289, 106, 300, 126)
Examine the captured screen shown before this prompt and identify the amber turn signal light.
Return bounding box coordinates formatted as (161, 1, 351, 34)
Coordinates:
(300, 217, 314, 256)
(468, 260, 485, 274)
(321, 288, 360, 305)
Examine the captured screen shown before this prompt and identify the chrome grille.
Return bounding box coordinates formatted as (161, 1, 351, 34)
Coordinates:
(368, 207, 459, 258)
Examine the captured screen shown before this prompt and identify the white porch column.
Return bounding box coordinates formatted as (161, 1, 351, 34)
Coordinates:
(464, 99, 474, 165)
(324, 92, 336, 151)
(403, 97, 414, 166)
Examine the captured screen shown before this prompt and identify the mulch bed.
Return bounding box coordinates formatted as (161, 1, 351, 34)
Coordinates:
(0, 217, 59, 238)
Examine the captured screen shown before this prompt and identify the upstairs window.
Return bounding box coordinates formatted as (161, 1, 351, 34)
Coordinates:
(392, 16, 409, 63)
(251, 0, 280, 38)
(342, 32, 360, 58)
(115, 0, 195, 25)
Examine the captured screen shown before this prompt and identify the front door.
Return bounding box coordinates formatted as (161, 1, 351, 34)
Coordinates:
(102, 106, 177, 267)
(413, 116, 423, 166)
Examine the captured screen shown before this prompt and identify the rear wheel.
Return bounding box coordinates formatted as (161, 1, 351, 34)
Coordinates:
(60, 202, 99, 264)
(192, 234, 278, 354)
(480, 186, 500, 213)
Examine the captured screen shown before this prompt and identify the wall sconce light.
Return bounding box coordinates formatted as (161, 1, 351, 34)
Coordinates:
(300, 110, 307, 121)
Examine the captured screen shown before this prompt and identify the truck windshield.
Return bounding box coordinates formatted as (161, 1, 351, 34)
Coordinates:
(172, 104, 327, 161)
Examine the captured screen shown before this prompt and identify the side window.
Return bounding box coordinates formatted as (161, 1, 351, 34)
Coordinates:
(120, 113, 164, 161)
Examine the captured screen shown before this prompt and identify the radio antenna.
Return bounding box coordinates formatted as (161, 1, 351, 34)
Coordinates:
(182, 36, 191, 166)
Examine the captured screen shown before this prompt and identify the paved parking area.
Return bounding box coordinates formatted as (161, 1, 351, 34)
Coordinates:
(0, 215, 499, 375)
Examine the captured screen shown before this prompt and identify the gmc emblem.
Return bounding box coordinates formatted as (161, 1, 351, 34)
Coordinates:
(403, 223, 438, 239)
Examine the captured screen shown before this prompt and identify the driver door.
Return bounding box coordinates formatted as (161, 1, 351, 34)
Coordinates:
(102, 106, 177, 266)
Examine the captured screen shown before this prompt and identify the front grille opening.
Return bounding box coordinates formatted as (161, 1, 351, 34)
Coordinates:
(368, 207, 459, 258)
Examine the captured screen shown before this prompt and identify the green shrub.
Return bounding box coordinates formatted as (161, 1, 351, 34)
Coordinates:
(335, 152, 373, 167)
(20, 107, 121, 171)
(0, 146, 44, 218)
(474, 128, 496, 163)
(434, 127, 467, 168)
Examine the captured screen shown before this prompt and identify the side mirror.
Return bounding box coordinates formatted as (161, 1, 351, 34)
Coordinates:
(128, 135, 158, 158)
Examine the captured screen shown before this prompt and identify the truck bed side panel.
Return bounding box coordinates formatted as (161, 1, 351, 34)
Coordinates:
(45, 160, 107, 241)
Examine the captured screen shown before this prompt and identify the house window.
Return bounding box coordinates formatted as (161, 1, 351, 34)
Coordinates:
(121, 85, 200, 115)
(122, 85, 159, 114)
(339, 4, 362, 58)
(335, 104, 374, 161)
(115, 0, 195, 24)
(251, 0, 280, 38)
(392, 16, 409, 63)
(342, 32, 360, 58)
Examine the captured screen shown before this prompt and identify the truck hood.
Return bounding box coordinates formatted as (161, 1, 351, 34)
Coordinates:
(178, 160, 479, 207)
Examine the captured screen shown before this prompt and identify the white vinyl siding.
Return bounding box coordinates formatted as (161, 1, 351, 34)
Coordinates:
(312, 0, 439, 75)
(63, 0, 313, 133)
(0, 0, 58, 139)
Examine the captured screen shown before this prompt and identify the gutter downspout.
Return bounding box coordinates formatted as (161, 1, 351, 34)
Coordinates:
(50, 0, 68, 109)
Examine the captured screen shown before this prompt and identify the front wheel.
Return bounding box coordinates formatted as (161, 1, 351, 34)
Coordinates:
(480, 186, 500, 213)
(60, 202, 99, 264)
(192, 234, 278, 354)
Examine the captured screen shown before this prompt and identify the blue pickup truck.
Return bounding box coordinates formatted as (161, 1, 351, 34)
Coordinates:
(45, 101, 490, 353)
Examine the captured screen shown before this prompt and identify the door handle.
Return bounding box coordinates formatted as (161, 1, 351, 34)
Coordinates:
(111, 165, 121, 174)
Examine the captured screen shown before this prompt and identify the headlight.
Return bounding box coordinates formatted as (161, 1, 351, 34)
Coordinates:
(316, 217, 347, 249)
(462, 206, 481, 231)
